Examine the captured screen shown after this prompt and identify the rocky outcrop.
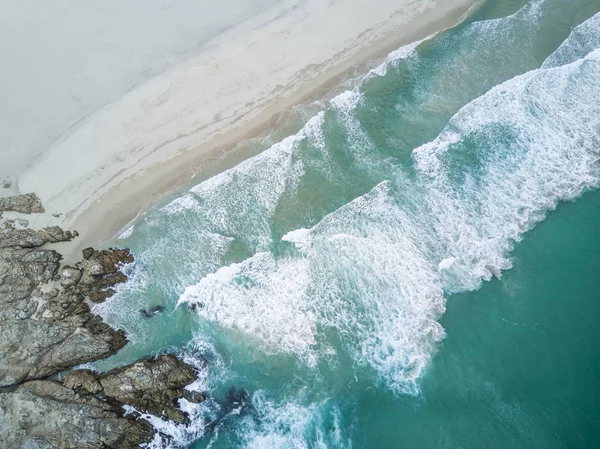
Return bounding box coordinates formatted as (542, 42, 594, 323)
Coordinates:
(0, 380, 154, 449)
(64, 354, 206, 425)
(0, 354, 205, 449)
(0, 223, 78, 248)
(73, 247, 134, 303)
(0, 220, 127, 387)
(0, 192, 44, 214)
(0, 195, 203, 448)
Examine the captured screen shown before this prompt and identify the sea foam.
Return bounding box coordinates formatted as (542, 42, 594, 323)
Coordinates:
(542, 11, 600, 68)
(107, 0, 600, 404)
(181, 46, 600, 395)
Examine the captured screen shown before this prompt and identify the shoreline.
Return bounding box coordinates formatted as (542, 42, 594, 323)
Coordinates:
(15, 0, 480, 260)
(0, 201, 205, 447)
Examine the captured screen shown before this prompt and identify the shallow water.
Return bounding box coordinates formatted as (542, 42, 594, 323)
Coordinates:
(93, 1, 600, 447)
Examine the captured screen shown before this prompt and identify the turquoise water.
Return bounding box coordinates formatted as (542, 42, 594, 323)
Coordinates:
(93, 1, 600, 447)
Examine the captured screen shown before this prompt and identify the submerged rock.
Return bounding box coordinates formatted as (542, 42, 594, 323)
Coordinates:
(225, 386, 249, 412)
(140, 305, 165, 318)
(0, 192, 45, 214)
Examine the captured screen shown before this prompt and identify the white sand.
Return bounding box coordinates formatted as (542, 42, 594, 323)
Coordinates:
(11, 0, 479, 256)
(0, 0, 280, 183)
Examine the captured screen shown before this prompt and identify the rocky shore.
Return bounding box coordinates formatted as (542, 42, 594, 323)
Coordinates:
(0, 194, 202, 448)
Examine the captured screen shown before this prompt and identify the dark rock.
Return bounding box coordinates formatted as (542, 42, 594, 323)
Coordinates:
(188, 301, 204, 311)
(0, 193, 45, 214)
(76, 248, 133, 303)
(82, 247, 94, 259)
(63, 355, 203, 420)
(183, 390, 206, 403)
(140, 305, 165, 318)
(225, 386, 249, 411)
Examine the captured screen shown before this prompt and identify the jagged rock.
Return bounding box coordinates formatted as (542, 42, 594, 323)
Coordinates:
(63, 355, 204, 425)
(82, 247, 94, 259)
(0, 228, 128, 387)
(61, 354, 203, 425)
(0, 289, 127, 386)
(0, 223, 77, 248)
(0, 192, 45, 214)
(62, 369, 103, 394)
(0, 380, 155, 449)
(96, 354, 200, 424)
(60, 266, 82, 287)
(183, 390, 206, 403)
(76, 248, 133, 303)
(0, 199, 202, 447)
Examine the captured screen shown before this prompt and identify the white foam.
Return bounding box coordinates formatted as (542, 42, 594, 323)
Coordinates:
(329, 89, 393, 176)
(412, 48, 600, 292)
(179, 47, 600, 396)
(179, 252, 318, 366)
(369, 39, 423, 77)
(164, 111, 326, 252)
(138, 339, 223, 449)
(281, 228, 312, 250)
(239, 391, 349, 449)
(137, 0, 555, 297)
(117, 224, 135, 240)
(542, 11, 600, 69)
(105, 0, 600, 406)
(99, 108, 329, 333)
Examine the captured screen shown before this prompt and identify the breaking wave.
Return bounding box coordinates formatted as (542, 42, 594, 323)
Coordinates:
(179, 47, 600, 394)
(95, 2, 600, 447)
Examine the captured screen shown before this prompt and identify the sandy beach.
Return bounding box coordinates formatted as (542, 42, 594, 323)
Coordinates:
(5, 0, 479, 259)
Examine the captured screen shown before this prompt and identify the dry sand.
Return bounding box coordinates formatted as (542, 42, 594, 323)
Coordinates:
(11, 0, 480, 258)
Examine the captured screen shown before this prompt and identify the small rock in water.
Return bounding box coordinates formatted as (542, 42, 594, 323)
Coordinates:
(140, 305, 165, 318)
(225, 387, 249, 411)
(182, 390, 206, 403)
(188, 302, 204, 311)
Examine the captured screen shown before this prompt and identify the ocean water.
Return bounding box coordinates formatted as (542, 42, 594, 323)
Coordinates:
(93, 0, 600, 447)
